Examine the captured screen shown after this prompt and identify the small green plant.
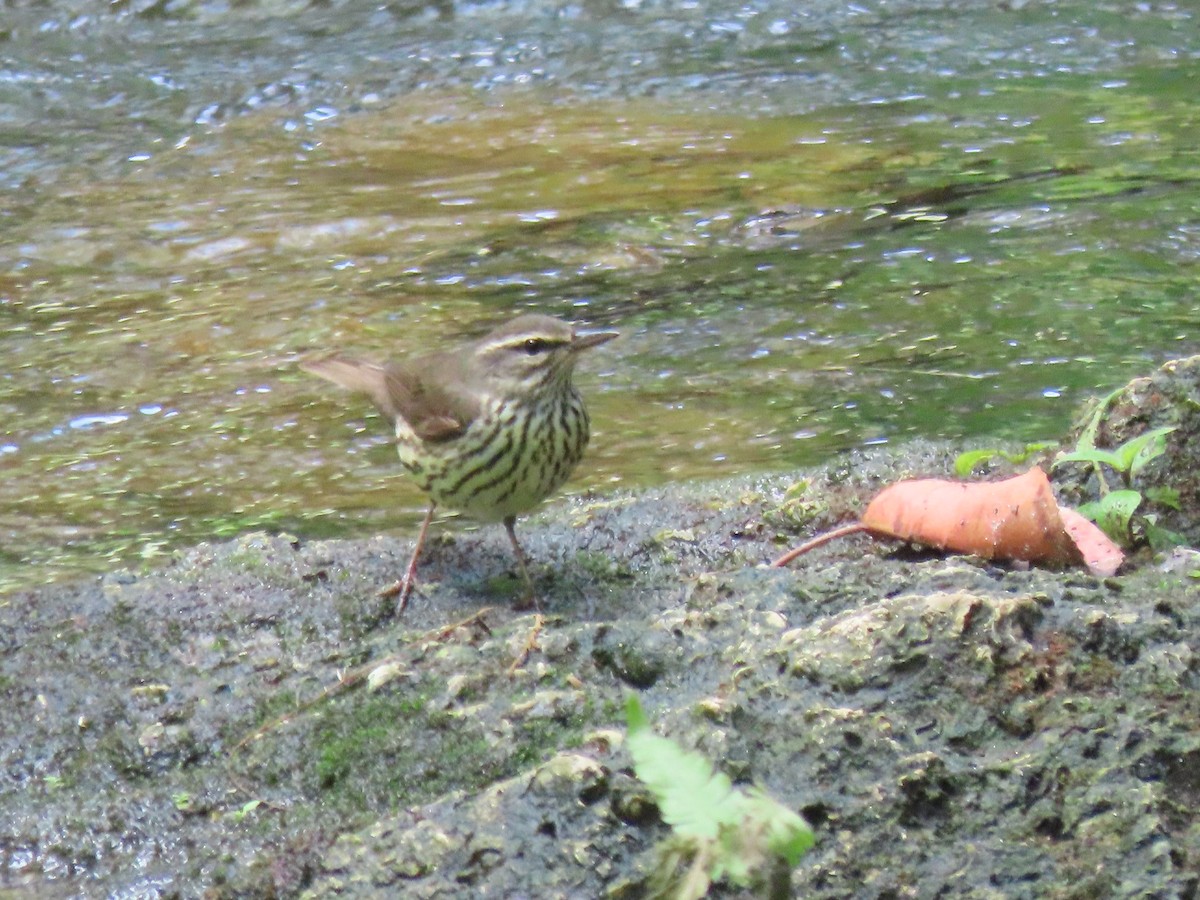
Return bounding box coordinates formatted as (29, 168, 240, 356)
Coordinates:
(953, 441, 1059, 477)
(762, 479, 827, 532)
(625, 695, 813, 900)
(231, 799, 263, 822)
(1051, 386, 1180, 547)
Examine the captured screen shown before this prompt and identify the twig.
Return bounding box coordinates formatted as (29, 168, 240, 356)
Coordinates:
(769, 523, 867, 568)
(506, 614, 544, 675)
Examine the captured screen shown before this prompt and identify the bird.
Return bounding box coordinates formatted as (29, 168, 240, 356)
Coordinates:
(302, 313, 618, 611)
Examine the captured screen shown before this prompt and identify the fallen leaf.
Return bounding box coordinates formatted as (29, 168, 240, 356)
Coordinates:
(861, 468, 1083, 568)
(772, 467, 1124, 577)
(1058, 506, 1125, 577)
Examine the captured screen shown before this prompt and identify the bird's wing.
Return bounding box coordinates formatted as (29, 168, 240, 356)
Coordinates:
(301, 354, 477, 444)
(382, 362, 478, 443)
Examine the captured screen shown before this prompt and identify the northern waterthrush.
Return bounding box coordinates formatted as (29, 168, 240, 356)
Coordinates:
(302, 313, 618, 610)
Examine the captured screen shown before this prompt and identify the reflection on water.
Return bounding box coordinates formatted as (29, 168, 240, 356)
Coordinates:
(1, 1, 1198, 591)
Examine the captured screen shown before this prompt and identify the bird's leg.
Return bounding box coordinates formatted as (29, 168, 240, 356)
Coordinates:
(504, 515, 539, 611)
(380, 501, 436, 614)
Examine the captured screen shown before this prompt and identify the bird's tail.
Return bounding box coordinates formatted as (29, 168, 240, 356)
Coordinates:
(300, 356, 395, 420)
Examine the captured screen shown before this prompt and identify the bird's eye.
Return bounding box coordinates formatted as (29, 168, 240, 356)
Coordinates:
(522, 338, 548, 355)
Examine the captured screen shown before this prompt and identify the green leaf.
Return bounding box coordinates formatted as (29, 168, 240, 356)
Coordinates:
(1143, 486, 1181, 510)
(1125, 426, 1175, 479)
(625, 694, 814, 893)
(624, 693, 650, 734)
(232, 799, 263, 822)
(1077, 489, 1143, 542)
(625, 696, 739, 840)
(714, 822, 760, 884)
(1075, 386, 1124, 451)
(742, 787, 816, 866)
(1142, 517, 1188, 552)
(954, 449, 999, 477)
(1054, 446, 1126, 471)
(1054, 426, 1175, 479)
(954, 442, 1057, 477)
(782, 479, 811, 500)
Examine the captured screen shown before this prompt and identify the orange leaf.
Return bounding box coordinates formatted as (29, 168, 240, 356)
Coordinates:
(861, 468, 1084, 569)
(1058, 506, 1124, 577)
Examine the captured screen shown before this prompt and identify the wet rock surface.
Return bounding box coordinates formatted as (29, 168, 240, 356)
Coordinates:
(3, 401, 1199, 897)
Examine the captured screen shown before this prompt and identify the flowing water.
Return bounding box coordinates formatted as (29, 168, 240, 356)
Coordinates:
(1, 0, 1198, 591)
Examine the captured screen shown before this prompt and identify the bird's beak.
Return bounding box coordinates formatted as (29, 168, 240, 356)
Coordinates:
(571, 328, 619, 352)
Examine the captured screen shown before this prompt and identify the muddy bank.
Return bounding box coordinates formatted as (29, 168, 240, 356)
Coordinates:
(2, 363, 1199, 897)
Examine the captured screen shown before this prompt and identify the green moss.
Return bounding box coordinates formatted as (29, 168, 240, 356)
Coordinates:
(574, 550, 633, 581)
(254, 689, 301, 722)
(285, 683, 595, 818)
(510, 715, 586, 770)
(308, 692, 433, 803)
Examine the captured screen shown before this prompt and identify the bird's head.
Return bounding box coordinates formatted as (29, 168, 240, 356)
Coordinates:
(474, 314, 618, 396)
